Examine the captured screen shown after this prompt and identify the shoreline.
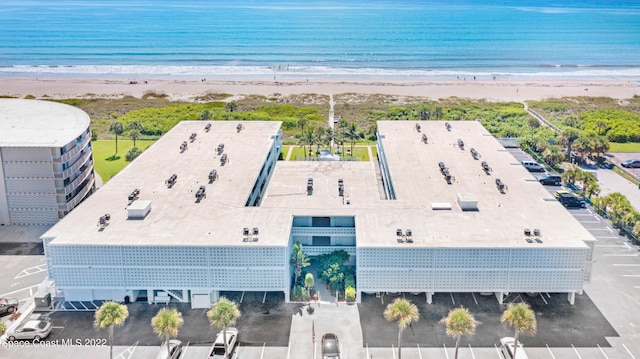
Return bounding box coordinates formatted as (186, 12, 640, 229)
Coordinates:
(1, 77, 639, 102)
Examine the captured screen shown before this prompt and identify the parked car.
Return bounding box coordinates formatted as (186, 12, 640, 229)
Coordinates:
(621, 159, 640, 168)
(6, 320, 52, 342)
(500, 337, 529, 359)
(208, 327, 238, 359)
(538, 173, 562, 186)
(322, 333, 341, 358)
(0, 297, 18, 315)
(558, 193, 586, 208)
(554, 190, 570, 199)
(521, 161, 545, 172)
(155, 339, 183, 359)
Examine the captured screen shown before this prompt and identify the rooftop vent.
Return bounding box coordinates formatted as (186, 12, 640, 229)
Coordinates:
(457, 193, 478, 211)
(495, 178, 508, 193)
(189, 132, 197, 141)
(524, 228, 532, 236)
(405, 229, 413, 243)
(481, 161, 492, 174)
(243, 227, 250, 236)
(98, 213, 111, 229)
(396, 228, 403, 238)
(195, 185, 206, 201)
(128, 200, 151, 219)
(180, 141, 188, 153)
(439, 162, 454, 184)
(470, 148, 480, 159)
(208, 169, 218, 183)
(220, 153, 228, 165)
(307, 178, 313, 195)
(252, 227, 259, 235)
(421, 133, 428, 144)
(457, 138, 465, 150)
(217, 143, 225, 155)
(128, 188, 140, 202)
(438, 161, 447, 172)
(237, 123, 243, 132)
(338, 178, 344, 197)
(445, 122, 452, 131)
(165, 174, 178, 187)
(415, 123, 421, 132)
(205, 123, 212, 132)
(534, 228, 541, 236)
(431, 202, 452, 210)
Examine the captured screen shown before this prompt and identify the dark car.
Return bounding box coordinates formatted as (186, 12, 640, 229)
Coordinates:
(0, 297, 18, 315)
(322, 333, 341, 359)
(538, 174, 562, 186)
(621, 159, 640, 168)
(558, 193, 586, 208)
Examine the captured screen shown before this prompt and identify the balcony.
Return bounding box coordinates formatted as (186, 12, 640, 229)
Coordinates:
(290, 227, 355, 237)
(58, 176, 95, 211)
(56, 160, 94, 196)
(55, 149, 92, 180)
(53, 130, 91, 163)
(302, 246, 356, 257)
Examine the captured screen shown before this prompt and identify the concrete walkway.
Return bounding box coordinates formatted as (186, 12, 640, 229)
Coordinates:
(587, 165, 640, 212)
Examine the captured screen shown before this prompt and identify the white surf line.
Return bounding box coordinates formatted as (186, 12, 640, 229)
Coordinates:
(471, 292, 478, 305)
(572, 344, 583, 359)
(450, 292, 456, 305)
(468, 344, 476, 359)
(546, 344, 556, 359)
(597, 344, 610, 359)
(623, 343, 636, 359)
(14, 264, 48, 279)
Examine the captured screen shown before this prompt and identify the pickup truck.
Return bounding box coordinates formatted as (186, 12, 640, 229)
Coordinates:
(208, 327, 238, 359)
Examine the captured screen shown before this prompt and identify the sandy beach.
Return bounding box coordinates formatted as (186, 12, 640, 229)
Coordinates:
(1, 77, 639, 102)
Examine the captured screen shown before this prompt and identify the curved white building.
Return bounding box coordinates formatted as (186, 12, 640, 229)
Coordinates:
(0, 99, 95, 225)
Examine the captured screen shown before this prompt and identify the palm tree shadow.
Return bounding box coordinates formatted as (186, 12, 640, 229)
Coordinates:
(106, 155, 121, 161)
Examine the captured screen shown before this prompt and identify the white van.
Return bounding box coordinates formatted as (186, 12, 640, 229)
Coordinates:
(500, 337, 529, 359)
(521, 161, 545, 172)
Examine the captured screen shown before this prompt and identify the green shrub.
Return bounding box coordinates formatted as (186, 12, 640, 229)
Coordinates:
(125, 147, 142, 161)
(345, 286, 356, 302)
(292, 285, 307, 301)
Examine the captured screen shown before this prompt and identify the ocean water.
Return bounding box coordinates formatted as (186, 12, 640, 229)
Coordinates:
(1, 0, 639, 80)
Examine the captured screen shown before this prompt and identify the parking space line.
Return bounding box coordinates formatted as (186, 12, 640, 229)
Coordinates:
(625, 242, 634, 250)
(580, 221, 601, 224)
(443, 343, 449, 359)
(0, 283, 41, 298)
(417, 343, 423, 359)
(607, 226, 613, 233)
(471, 292, 478, 305)
(14, 264, 48, 279)
(240, 291, 245, 303)
(261, 342, 266, 359)
(572, 344, 583, 358)
(597, 344, 609, 358)
(597, 236, 623, 239)
(590, 228, 614, 231)
(468, 344, 476, 359)
(546, 344, 556, 359)
(595, 216, 601, 221)
(494, 344, 503, 358)
(587, 209, 593, 214)
(262, 292, 267, 303)
(623, 343, 637, 359)
(449, 292, 455, 305)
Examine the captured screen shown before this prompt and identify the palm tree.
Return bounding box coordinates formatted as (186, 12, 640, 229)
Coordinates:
(109, 121, 124, 154)
(128, 129, 141, 147)
(304, 273, 315, 299)
(290, 241, 310, 285)
(433, 106, 443, 120)
(94, 301, 129, 359)
(440, 306, 479, 359)
(314, 127, 325, 155)
(207, 297, 241, 359)
(152, 308, 184, 357)
(225, 102, 237, 112)
(297, 117, 307, 134)
(324, 127, 335, 153)
(302, 127, 316, 158)
(346, 122, 358, 157)
(200, 110, 212, 121)
(501, 303, 537, 358)
(384, 298, 419, 359)
(418, 106, 430, 121)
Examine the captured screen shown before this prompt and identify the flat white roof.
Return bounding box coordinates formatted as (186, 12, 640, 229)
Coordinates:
(43, 120, 593, 250)
(0, 99, 90, 147)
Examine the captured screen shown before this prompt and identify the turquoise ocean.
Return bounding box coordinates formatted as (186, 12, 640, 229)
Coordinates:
(1, 0, 640, 80)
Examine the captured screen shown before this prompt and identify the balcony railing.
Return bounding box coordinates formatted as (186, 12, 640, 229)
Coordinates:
(53, 130, 91, 163)
(55, 149, 92, 180)
(291, 227, 355, 236)
(56, 160, 94, 196)
(302, 246, 356, 257)
(58, 176, 94, 211)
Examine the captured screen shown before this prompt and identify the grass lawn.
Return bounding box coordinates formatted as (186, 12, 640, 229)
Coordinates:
(609, 142, 640, 153)
(92, 139, 156, 182)
(284, 145, 375, 161)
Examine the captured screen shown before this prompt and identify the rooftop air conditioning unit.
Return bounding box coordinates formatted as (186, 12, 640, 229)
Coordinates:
(195, 185, 206, 201)
(204, 123, 212, 132)
(98, 214, 111, 229)
(237, 123, 243, 132)
(128, 200, 151, 219)
(415, 123, 421, 132)
(421, 133, 428, 143)
(481, 161, 492, 174)
(128, 188, 140, 202)
(209, 169, 218, 183)
(165, 174, 178, 187)
(457, 138, 464, 149)
(220, 153, 228, 165)
(470, 148, 480, 159)
(495, 178, 508, 193)
(457, 193, 478, 211)
(217, 143, 225, 154)
(307, 178, 313, 195)
(445, 122, 452, 131)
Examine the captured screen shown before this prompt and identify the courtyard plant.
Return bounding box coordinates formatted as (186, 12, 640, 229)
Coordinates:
(207, 297, 241, 359)
(151, 308, 184, 357)
(94, 301, 129, 359)
(384, 298, 419, 359)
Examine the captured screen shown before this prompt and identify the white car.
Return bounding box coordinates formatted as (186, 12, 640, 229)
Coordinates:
(208, 327, 238, 359)
(155, 339, 183, 359)
(500, 337, 529, 359)
(6, 320, 52, 342)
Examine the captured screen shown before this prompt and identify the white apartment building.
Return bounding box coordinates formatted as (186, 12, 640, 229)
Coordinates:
(0, 99, 95, 225)
(42, 120, 594, 308)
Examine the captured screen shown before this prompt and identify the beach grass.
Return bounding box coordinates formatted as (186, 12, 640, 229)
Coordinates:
(609, 142, 640, 152)
(92, 139, 156, 182)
